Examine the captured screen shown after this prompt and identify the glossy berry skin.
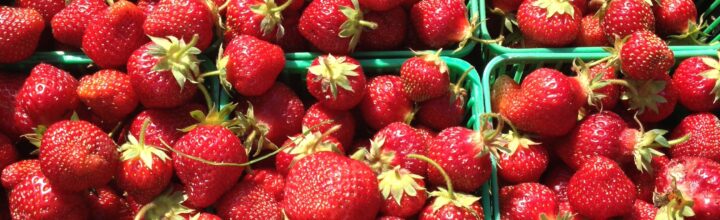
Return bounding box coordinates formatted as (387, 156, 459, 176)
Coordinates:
(359, 8, 407, 51)
(14, 63, 79, 135)
(302, 103, 356, 147)
(500, 183, 559, 220)
(574, 15, 609, 46)
(417, 92, 466, 131)
(427, 127, 491, 193)
(1, 160, 41, 190)
(556, 111, 627, 169)
(276, 134, 343, 176)
(498, 144, 549, 183)
(307, 55, 366, 110)
(239, 82, 305, 146)
(9, 175, 89, 220)
(299, 0, 364, 54)
(128, 42, 197, 109)
(516, 0, 581, 47)
(400, 55, 450, 102)
(375, 122, 428, 176)
(626, 199, 657, 220)
(567, 156, 636, 219)
(655, 157, 720, 220)
(620, 30, 674, 80)
(601, 0, 654, 40)
(144, 0, 214, 50)
(77, 70, 138, 123)
(173, 125, 247, 208)
(137, 0, 160, 15)
(0, 7, 44, 64)
(672, 57, 720, 112)
(0, 74, 25, 137)
(419, 199, 484, 220)
(653, 0, 697, 36)
(669, 113, 720, 162)
(241, 169, 286, 200)
(0, 134, 18, 174)
(15, 0, 64, 22)
(224, 0, 303, 43)
(116, 154, 173, 204)
(411, 0, 470, 48)
(216, 172, 283, 220)
(128, 103, 204, 147)
(51, 0, 107, 48)
(282, 152, 381, 220)
(541, 164, 574, 202)
(225, 35, 286, 96)
(360, 76, 414, 130)
(86, 186, 134, 220)
(40, 120, 119, 192)
(83, 0, 148, 69)
(380, 177, 427, 218)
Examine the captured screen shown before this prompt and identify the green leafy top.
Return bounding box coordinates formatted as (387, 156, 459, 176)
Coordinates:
(572, 59, 616, 109)
(184, 103, 242, 132)
(429, 187, 481, 214)
(136, 190, 194, 220)
(532, 0, 576, 18)
(668, 17, 709, 45)
(119, 119, 170, 169)
(338, 0, 377, 52)
(416, 49, 449, 74)
(378, 167, 425, 205)
(148, 35, 202, 91)
(699, 54, 720, 102)
(284, 125, 342, 168)
(234, 103, 279, 157)
(350, 136, 395, 174)
(622, 79, 668, 114)
(307, 54, 360, 99)
(654, 179, 695, 220)
(250, 0, 293, 40)
(500, 130, 540, 156)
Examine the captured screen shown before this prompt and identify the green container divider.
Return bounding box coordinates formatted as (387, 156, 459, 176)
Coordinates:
(478, 0, 720, 55)
(283, 0, 480, 59)
(218, 57, 497, 220)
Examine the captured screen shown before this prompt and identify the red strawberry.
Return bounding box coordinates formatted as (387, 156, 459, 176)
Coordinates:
(567, 156, 636, 219)
(302, 103, 356, 147)
(171, 104, 248, 208)
(574, 15, 609, 46)
(359, 8, 407, 50)
(224, 0, 302, 43)
(282, 152, 381, 219)
(129, 103, 204, 147)
(500, 183, 562, 220)
(669, 113, 720, 162)
(352, 122, 427, 176)
(307, 55, 367, 110)
(185, 213, 222, 220)
(411, 0, 474, 49)
(416, 89, 466, 131)
(672, 56, 720, 112)
(1, 160, 41, 190)
(626, 199, 657, 220)
(15, 0, 64, 22)
(622, 75, 678, 123)
(555, 111, 628, 169)
(0, 134, 18, 173)
(625, 165, 657, 202)
(117, 119, 173, 204)
(359, 0, 403, 11)
(40, 120, 119, 192)
(401, 50, 450, 102)
(497, 131, 548, 183)
(426, 126, 491, 192)
(276, 127, 344, 175)
(378, 216, 404, 220)
(491, 74, 519, 113)
(221, 35, 285, 96)
(0, 7, 44, 64)
(490, 0, 523, 13)
(77, 69, 138, 123)
(9, 174, 89, 219)
(653, 0, 697, 36)
(414, 154, 484, 220)
(360, 75, 414, 130)
(299, 0, 377, 54)
(240, 169, 286, 200)
(0, 73, 25, 137)
(654, 157, 720, 220)
(274, 11, 308, 52)
(517, 0, 581, 47)
(216, 171, 283, 219)
(378, 167, 427, 218)
(83, 0, 148, 68)
(144, 0, 215, 50)
(137, 0, 160, 15)
(600, 0, 654, 40)
(571, 62, 621, 111)
(86, 186, 134, 220)
(13, 63, 79, 135)
(51, 0, 107, 48)
(619, 30, 674, 80)
(541, 164, 574, 202)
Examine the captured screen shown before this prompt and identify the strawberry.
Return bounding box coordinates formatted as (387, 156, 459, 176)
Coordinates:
(567, 156, 636, 219)
(574, 15, 609, 46)
(1, 160, 41, 190)
(13, 63, 78, 135)
(622, 75, 678, 123)
(282, 152, 381, 219)
(555, 111, 627, 169)
(9, 174, 89, 219)
(411, 0, 475, 49)
(654, 157, 720, 220)
(129, 103, 204, 147)
(496, 68, 579, 137)
(220, 35, 285, 96)
(127, 36, 201, 109)
(669, 113, 720, 162)
(0, 134, 18, 174)
(274, 11, 308, 52)
(86, 186, 134, 220)
(352, 122, 427, 176)
(619, 30, 674, 80)
(517, 0, 581, 47)
(426, 126, 491, 192)
(626, 199, 657, 220)
(491, 74, 519, 113)
(672, 56, 720, 112)
(307, 55, 367, 110)
(600, 0, 654, 40)
(15, 0, 64, 22)
(239, 169, 286, 200)
(134, 189, 195, 219)
(500, 183, 562, 220)
(360, 75, 414, 130)
(359, 8, 407, 51)
(653, 0, 697, 36)
(497, 131, 548, 183)
(413, 154, 485, 220)
(571, 62, 621, 111)
(0, 73, 25, 137)
(77, 69, 139, 123)
(401, 50, 450, 102)
(302, 103, 356, 147)
(359, 0, 402, 11)
(276, 127, 344, 175)
(171, 104, 248, 208)
(137, 0, 160, 15)
(416, 80, 467, 131)
(144, 0, 215, 50)
(625, 165, 657, 202)
(39, 120, 119, 192)
(377, 167, 427, 218)
(83, 0, 148, 68)
(378, 216, 404, 220)
(216, 171, 283, 219)
(117, 119, 173, 204)
(51, 0, 107, 48)
(541, 164, 574, 202)
(185, 213, 222, 220)
(0, 7, 44, 64)
(490, 0, 523, 13)
(224, 0, 302, 43)
(299, 0, 377, 54)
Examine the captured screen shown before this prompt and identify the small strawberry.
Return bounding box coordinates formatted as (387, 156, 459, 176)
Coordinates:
(302, 103, 356, 147)
(622, 75, 678, 123)
(133, 189, 195, 219)
(653, 0, 697, 36)
(1, 160, 41, 190)
(82, 0, 148, 69)
(360, 75, 414, 130)
(541, 164, 574, 202)
(0, 134, 18, 174)
(13, 63, 78, 135)
(307, 54, 367, 110)
(0, 73, 25, 137)
(567, 156, 636, 219)
(219, 35, 285, 96)
(77, 69, 139, 123)
(571, 61, 621, 111)
(86, 186, 134, 220)
(426, 126, 492, 193)
(352, 122, 427, 176)
(500, 183, 564, 220)
(618, 30, 674, 80)
(417, 67, 471, 130)
(144, 0, 215, 50)
(51, 0, 107, 48)
(497, 131, 548, 183)
(359, 8, 407, 51)
(411, 0, 477, 49)
(654, 157, 720, 220)
(413, 154, 485, 220)
(401, 50, 450, 102)
(299, 0, 377, 54)
(574, 15, 609, 46)
(599, 0, 654, 40)
(377, 167, 428, 218)
(276, 126, 344, 175)
(669, 113, 720, 162)
(555, 111, 627, 169)
(672, 56, 720, 112)
(128, 103, 204, 147)
(15, 0, 64, 22)
(9, 174, 89, 219)
(0, 7, 44, 64)
(225, 0, 301, 43)
(517, 0, 581, 47)
(216, 170, 283, 219)
(626, 199, 657, 220)
(491, 74, 519, 113)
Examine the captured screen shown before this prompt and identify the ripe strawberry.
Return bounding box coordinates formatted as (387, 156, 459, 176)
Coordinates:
(185, 213, 222, 220)
(216, 171, 283, 219)
(491, 74, 519, 113)
(15, 0, 64, 22)
(302, 103, 356, 147)
(416, 91, 466, 131)
(669, 113, 720, 162)
(672, 56, 720, 112)
(40, 120, 119, 192)
(1, 160, 41, 190)
(567, 156, 636, 219)
(83, 0, 148, 68)
(653, 0, 697, 36)
(0, 73, 25, 137)
(401, 50, 450, 102)
(497, 131, 548, 183)
(626, 199, 657, 220)
(137, 0, 160, 15)
(240, 169, 286, 200)
(360, 75, 414, 130)
(352, 122, 427, 176)
(359, 8, 407, 50)
(625, 165, 657, 202)
(129, 103, 204, 147)
(224, 0, 302, 43)
(574, 15, 609, 46)
(276, 127, 344, 175)
(144, 0, 215, 50)
(77, 69, 138, 123)
(600, 0, 654, 40)
(117, 119, 173, 204)
(517, 0, 581, 47)
(622, 75, 678, 123)
(414, 153, 484, 220)
(274, 11, 308, 52)
(9, 174, 89, 219)
(572, 62, 621, 110)
(307, 55, 367, 110)
(378, 216, 404, 220)
(541, 164, 574, 202)
(411, 0, 475, 49)
(282, 152, 381, 219)
(51, 0, 107, 48)
(358, 0, 402, 11)
(426, 126, 491, 192)
(0, 7, 44, 64)
(299, 0, 377, 54)
(378, 167, 427, 218)
(172, 104, 248, 208)
(490, 0, 523, 13)
(619, 30, 674, 80)
(86, 186, 134, 220)
(654, 157, 720, 220)
(0, 134, 18, 173)
(617, 127, 686, 173)
(128, 36, 201, 109)
(13, 63, 79, 135)
(496, 68, 580, 137)
(555, 111, 627, 169)
(220, 35, 285, 96)
(500, 183, 561, 220)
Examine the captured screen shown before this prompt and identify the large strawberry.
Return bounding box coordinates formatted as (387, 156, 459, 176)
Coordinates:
(0, 7, 44, 64)
(298, 0, 377, 54)
(359, 8, 407, 51)
(302, 103, 356, 147)
(411, 0, 476, 49)
(77, 69, 138, 123)
(567, 156, 636, 219)
(619, 30, 674, 80)
(426, 126, 492, 192)
(307, 54, 366, 110)
(653, 0, 697, 36)
(8, 174, 89, 219)
(622, 75, 678, 123)
(574, 15, 609, 46)
(51, 0, 107, 48)
(83, 0, 148, 68)
(225, 0, 302, 43)
(600, 0, 654, 40)
(1, 160, 41, 190)
(144, 0, 215, 50)
(128, 103, 204, 147)
(13, 63, 78, 135)
(86, 186, 134, 220)
(352, 122, 427, 176)
(282, 152, 381, 219)
(117, 119, 173, 204)
(500, 183, 566, 220)
(219, 35, 285, 96)
(517, 0, 581, 47)
(360, 75, 414, 130)
(413, 154, 485, 220)
(669, 113, 720, 162)
(377, 167, 427, 218)
(555, 111, 627, 169)
(216, 170, 284, 219)
(672, 56, 720, 112)
(0, 73, 25, 137)
(654, 157, 720, 220)
(497, 131, 548, 183)
(401, 50, 450, 102)
(276, 127, 344, 175)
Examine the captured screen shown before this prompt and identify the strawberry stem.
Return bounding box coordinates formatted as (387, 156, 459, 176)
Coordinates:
(271, 0, 293, 13)
(453, 67, 475, 93)
(133, 203, 156, 220)
(139, 119, 151, 147)
(195, 83, 214, 111)
(605, 79, 640, 98)
(160, 138, 288, 167)
(407, 154, 456, 200)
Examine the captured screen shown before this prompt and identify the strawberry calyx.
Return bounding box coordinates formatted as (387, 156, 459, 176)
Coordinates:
(572, 59, 616, 109)
(500, 130, 540, 156)
(184, 103, 242, 132)
(699, 53, 720, 102)
(629, 126, 689, 173)
(207, 0, 230, 37)
(234, 102, 279, 157)
(284, 125, 342, 168)
(308, 54, 361, 99)
(415, 49, 449, 75)
(338, 0, 378, 52)
(351, 135, 396, 173)
(540, 212, 576, 220)
(654, 179, 696, 220)
(23, 125, 47, 148)
(250, 0, 292, 39)
(474, 113, 514, 159)
(377, 166, 425, 205)
(590, 36, 628, 69)
(134, 189, 194, 220)
(532, 0, 576, 18)
(668, 17, 709, 46)
(408, 154, 482, 217)
(119, 119, 170, 169)
(448, 67, 474, 107)
(621, 79, 668, 114)
(148, 34, 202, 89)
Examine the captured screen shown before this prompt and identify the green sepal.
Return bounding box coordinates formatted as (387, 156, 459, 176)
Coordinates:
(23, 125, 48, 148)
(500, 130, 539, 156)
(622, 79, 668, 114)
(532, 0, 576, 18)
(137, 189, 194, 220)
(119, 119, 170, 169)
(667, 17, 709, 46)
(350, 136, 395, 173)
(307, 54, 360, 100)
(234, 102, 279, 157)
(284, 126, 342, 169)
(653, 179, 695, 220)
(415, 49, 449, 74)
(699, 54, 720, 103)
(337, 0, 377, 52)
(429, 188, 480, 214)
(377, 167, 425, 205)
(147, 35, 202, 91)
(249, 0, 292, 39)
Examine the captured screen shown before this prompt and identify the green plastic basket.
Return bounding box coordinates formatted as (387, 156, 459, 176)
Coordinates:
(478, 0, 720, 55)
(217, 57, 497, 220)
(283, 0, 480, 59)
